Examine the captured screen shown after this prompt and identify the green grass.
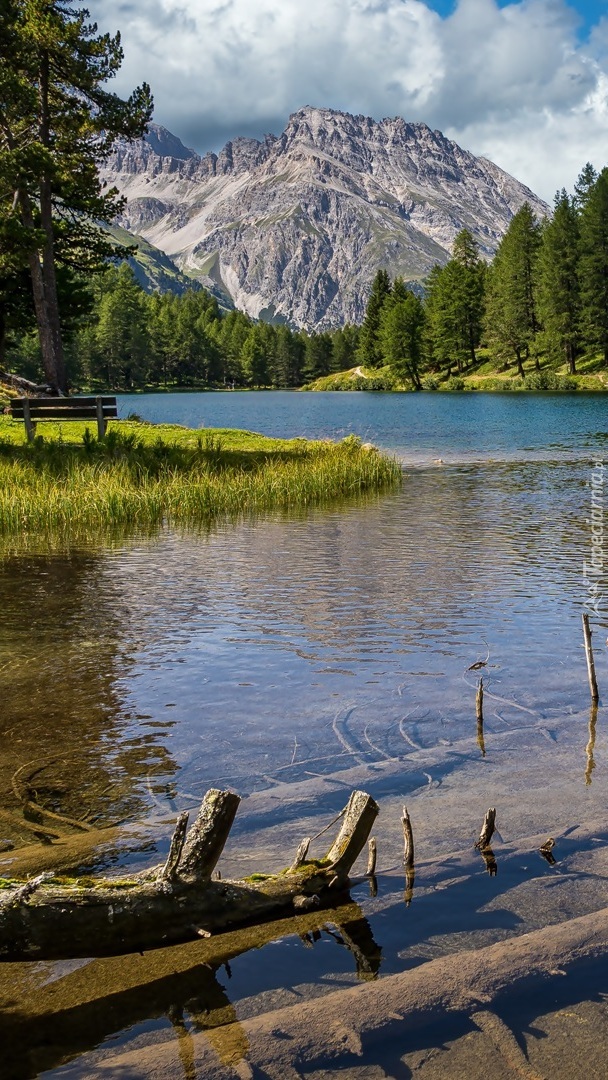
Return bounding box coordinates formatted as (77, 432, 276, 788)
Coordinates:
(303, 366, 401, 391)
(0, 417, 401, 535)
(302, 349, 608, 393)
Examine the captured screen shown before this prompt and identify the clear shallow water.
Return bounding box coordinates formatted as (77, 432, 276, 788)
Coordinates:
(2, 392, 608, 1078)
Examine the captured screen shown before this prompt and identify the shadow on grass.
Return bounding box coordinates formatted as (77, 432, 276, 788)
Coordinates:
(0, 428, 313, 477)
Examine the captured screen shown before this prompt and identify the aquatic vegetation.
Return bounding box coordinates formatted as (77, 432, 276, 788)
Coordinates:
(0, 418, 401, 533)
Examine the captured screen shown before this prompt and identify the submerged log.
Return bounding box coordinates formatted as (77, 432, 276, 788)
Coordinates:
(82, 904, 608, 1079)
(0, 787, 378, 960)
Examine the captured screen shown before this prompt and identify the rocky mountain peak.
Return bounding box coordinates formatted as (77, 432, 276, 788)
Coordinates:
(102, 106, 548, 330)
(144, 123, 198, 161)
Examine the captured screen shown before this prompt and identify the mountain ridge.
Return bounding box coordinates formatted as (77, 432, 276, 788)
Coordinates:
(102, 106, 548, 329)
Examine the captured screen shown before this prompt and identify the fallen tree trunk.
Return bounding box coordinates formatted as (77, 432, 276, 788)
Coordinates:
(0, 788, 378, 960)
(87, 904, 608, 1079)
(0, 369, 53, 395)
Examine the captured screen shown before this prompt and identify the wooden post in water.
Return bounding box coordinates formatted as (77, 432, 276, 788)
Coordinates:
(582, 613, 599, 704)
(476, 677, 486, 757)
(402, 806, 414, 870)
(474, 807, 496, 850)
(366, 838, 377, 877)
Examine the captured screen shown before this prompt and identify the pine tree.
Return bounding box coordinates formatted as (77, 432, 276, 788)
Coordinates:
(424, 231, 485, 375)
(331, 325, 360, 372)
(95, 264, 150, 388)
(241, 328, 269, 387)
(379, 289, 425, 389)
(484, 203, 541, 377)
(303, 332, 333, 382)
(579, 168, 608, 365)
(574, 163, 598, 211)
(273, 325, 304, 387)
(536, 191, 580, 374)
(0, 1, 152, 391)
(357, 269, 391, 368)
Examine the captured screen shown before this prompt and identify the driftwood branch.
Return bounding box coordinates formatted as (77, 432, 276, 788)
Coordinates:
(178, 789, 241, 880)
(582, 612, 600, 703)
(324, 790, 379, 875)
(290, 838, 311, 872)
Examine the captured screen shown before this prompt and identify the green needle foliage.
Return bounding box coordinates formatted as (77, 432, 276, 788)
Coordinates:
(0, 0, 152, 390)
(536, 191, 580, 374)
(483, 203, 542, 377)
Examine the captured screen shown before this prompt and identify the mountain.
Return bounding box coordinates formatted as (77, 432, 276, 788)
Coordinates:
(102, 107, 548, 330)
(104, 223, 233, 308)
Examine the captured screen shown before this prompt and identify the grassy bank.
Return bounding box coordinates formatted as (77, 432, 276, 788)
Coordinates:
(0, 417, 400, 534)
(303, 357, 608, 392)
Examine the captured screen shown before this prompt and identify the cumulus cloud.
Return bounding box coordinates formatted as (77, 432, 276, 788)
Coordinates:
(90, 0, 608, 201)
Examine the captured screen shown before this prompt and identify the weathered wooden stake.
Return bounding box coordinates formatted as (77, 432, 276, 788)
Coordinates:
(366, 837, 377, 876)
(582, 612, 600, 704)
(474, 807, 496, 850)
(476, 677, 484, 723)
(402, 806, 414, 870)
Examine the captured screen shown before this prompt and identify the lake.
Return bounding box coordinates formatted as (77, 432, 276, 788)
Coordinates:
(2, 392, 608, 1078)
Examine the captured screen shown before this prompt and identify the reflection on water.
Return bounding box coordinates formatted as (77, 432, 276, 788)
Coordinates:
(2, 458, 597, 835)
(2, 393, 608, 1077)
(0, 900, 381, 1078)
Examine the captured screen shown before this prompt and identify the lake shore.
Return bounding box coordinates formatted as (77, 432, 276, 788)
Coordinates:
(0, 417, 401, 534)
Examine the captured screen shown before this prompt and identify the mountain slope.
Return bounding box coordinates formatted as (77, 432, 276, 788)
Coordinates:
(102, 108, 548, 330)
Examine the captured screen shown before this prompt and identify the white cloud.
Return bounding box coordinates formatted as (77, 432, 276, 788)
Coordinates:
(90, 0, 608, 201)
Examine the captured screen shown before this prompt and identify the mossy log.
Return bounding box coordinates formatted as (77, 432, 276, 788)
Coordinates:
(0, 787, 378, 960)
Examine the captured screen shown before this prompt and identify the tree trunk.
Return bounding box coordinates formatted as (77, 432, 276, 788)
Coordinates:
(35, 49, 67, 394)
(515, 348, 525, 378)
(0, 787, 378, 960)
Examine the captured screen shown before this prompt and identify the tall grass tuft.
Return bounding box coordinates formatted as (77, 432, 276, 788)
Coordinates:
(0, 425, 401, 534)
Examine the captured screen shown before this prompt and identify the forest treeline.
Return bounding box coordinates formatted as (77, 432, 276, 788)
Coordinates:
(6, 163, 608, 392)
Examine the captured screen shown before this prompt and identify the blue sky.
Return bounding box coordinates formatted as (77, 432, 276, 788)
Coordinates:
(92, 0, 608, 202)
(427, 0, 602, 35)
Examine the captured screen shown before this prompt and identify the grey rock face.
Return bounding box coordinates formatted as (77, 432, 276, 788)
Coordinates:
(102, 108, 548, 330)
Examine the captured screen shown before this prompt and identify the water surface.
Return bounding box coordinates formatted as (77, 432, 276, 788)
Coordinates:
(2, 392, 608, 1078)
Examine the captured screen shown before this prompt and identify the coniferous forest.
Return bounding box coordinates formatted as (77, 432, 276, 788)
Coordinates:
(5, 164, 608, 393)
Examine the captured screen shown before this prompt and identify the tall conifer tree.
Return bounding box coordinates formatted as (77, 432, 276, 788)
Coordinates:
(357, 269, 392, 368)
(579, 168, 608, 365)
(536, 190, 580, 374)
(484, 203, 541, 377)
(0, 1, 152, 391)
